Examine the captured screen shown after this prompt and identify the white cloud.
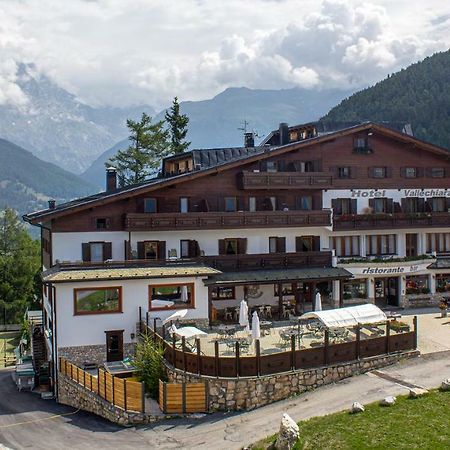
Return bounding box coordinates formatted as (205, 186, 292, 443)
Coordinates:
(0, 0, 448, 108)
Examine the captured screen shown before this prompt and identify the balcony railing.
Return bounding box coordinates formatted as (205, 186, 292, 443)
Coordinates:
(125, 210, 331, 231)
(56, 251, 333, 271)
(240, 171, 333, 189)
(334, 212, 450, 231)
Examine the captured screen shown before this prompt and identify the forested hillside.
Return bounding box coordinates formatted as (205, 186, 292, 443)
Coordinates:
(321, 50, 450, 150)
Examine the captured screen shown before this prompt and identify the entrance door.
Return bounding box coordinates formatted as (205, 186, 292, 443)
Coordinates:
(405, 234, 418, 257)
(386, 277, 399, 307)
(374, 279, 386, 307)
(105, 330, 124, 362)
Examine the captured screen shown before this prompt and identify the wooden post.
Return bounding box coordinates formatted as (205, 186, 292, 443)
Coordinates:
(196, 338, 201, 375)
(291, 335, 296, 370)
(141, 382, 145, 413)
(124, 379, 128, 411)
(163, 381, 167, 414)
(146, 311, 149, 329)
(235, 341, 240, 377)
(153, 318, 157, 335)
(256, 339, 261, 376)
(215, 341, 219, 377)
(413, 315, 418, 349)
(83, 369, 86, 387)
(172, 334, 177, 367)
(311, 282, 317, 311)
(324, 328, 329, 365)
(182, 382, 186, 414)
(162, 325, 166, 341)
(104, 370, 107, 400)
(278, 282, 283, 320)
(386, 320, 391, 354)
(139, 306, 142, 334)
(182, 336, 187, 372)
(97, 367, 100, 395)
(70, 363, 73, 380)
(208, 286, 213, 328)
(339, 281, 344, 308)
(112, 375, 115, 406)
(355, 325, 361, 360)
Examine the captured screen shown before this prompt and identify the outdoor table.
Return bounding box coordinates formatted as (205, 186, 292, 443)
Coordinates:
(151, 299, 175, 308)
(173, 326, 207, 340)
(103, 360, 137, 378)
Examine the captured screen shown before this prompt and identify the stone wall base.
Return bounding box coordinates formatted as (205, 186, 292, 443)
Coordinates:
(401, 294, 443, 309)
(58, 343, 136, 366)
(166, 350, 419, 411)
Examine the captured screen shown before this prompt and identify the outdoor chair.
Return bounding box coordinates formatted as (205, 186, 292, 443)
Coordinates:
(278, 331, 291, 348)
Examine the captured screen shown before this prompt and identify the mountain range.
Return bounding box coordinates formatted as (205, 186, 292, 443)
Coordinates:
(81, 86, 351, 187)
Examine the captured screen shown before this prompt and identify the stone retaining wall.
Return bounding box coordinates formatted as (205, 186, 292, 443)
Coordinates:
(167, 350, 419, 411)
(58, 343, 135, 366)
(402, 293, 444, 309)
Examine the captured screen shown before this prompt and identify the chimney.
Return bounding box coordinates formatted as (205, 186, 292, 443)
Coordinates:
(48, 199, 56, 210)
(244, 132, 254, 148)
(279, 122, 289, 145)
(106, 167, 117, 192)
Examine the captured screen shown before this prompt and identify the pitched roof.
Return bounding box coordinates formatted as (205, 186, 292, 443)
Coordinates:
(24, 121, 450, 224)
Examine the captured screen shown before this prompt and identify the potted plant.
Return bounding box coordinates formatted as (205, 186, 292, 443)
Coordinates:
(439, 301, 448, 318)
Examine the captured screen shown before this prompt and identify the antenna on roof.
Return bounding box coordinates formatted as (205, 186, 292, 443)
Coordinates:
(237, 120, 249, 133)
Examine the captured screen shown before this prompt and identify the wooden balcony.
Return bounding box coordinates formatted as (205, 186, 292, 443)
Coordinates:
(239, 171, 333, 189)
(57, 251, 333, 271)
(125, 210, 331, 231)
(334, 212, 450, 231)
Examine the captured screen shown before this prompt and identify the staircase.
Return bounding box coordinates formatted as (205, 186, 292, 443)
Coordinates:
(31, 326, 49, 386)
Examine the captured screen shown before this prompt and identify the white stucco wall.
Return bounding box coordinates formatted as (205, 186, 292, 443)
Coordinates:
(54, 276, 209, 348)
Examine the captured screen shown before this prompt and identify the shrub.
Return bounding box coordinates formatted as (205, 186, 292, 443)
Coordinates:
(133, 333, 167, 399)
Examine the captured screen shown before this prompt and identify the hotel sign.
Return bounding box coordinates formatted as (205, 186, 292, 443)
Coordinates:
(351, 189, 449, 198)
(347, 262, 430, 276)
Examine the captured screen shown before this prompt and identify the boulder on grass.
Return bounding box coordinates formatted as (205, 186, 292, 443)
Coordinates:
(275, 413, 300, 450)
(380, 396, 396, 406)
(440, 379, 450, 391)
(409, 388, 429, 398)
(350, 402, 365, 414)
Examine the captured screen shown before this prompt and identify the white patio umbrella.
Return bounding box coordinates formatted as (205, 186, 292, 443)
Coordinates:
(251, 311, 261, 340)
(314, 292, 322, 312)
(239, 299, 249, 331)
(162, 308, 188, 325)
(180, 285, 189, 303)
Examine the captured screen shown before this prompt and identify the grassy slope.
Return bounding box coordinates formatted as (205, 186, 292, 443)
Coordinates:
(253, 391, 449, 450)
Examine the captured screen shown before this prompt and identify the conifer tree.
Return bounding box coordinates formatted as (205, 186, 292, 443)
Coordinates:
(107, 113, 169, 187)
(165, 97, 190, 155)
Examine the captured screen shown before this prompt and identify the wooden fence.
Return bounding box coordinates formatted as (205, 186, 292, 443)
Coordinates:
(145, 316, 418, 379)
(59, 357, 145, 413)
(158, 379, 207, 414)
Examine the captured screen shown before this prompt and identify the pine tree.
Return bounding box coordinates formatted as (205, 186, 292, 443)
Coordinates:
(165, 97, 190, 155)
(0, 208, 40, 324)
(107, 113, 169, 187)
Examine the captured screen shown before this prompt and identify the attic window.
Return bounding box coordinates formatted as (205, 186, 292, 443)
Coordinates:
(96, 218, 109, 229)
(353, 136, 372, 154)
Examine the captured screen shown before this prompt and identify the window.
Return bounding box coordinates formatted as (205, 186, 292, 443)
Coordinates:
(296, 196, 312, 210)
(355, 137, 367, 148)
(95, 218, 109, 229)
(426, 233, 450, 254)
(353, 136, 371, 153)
(405, 276, 429, 295)
(371, 167, 387, 178)
(269, 237, 286, 253)
(436, 275, 450, 293)
(338, 167, 351, 178)
(262, 197, 276, 211)
(149, 283, 194, 310)
(74, 287, 122, 315)
(225, 197, 237, 212)
(274, 284, 294, 296)
(180, 239, 200, 258)
(249, 197, 256, 212)
(296, 236, 319, 252)
(330, 236, 360, 257)
(180, 197, 189, 213)
(218, 238, 247, 255)
(144, 198, 157, 213)
(431, 198, 446, 212)
(401, 197, 425, 213)
(332, 198, 356, 215)
(404, 167, 417, 178)
(430, 167, 445, 178)
(225, 239, 238, 255)
(372, 198, 387, 213)
(365, 234, 396, 255)
(144, 241, 158, 259)
(342, 280, 367, 300)
(266, 161, 278, 172)
(82, 241, 112, 262)
(211, 287, 235, 300)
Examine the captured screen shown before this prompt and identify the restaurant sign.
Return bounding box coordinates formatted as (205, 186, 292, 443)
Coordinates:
(346, 262, 430, 276)
(351, 189, 449, 198)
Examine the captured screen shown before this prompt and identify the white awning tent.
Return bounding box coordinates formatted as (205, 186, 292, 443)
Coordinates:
(301, 304, 387, 328)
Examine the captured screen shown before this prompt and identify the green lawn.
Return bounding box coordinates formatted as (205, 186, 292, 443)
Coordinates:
(252, 390, 450, 450)
(0, 331, 20, 367)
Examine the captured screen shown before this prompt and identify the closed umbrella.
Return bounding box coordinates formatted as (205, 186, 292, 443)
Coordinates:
(181, 285, 189, 303)
(239, 300, 249, 331)
(251, 311, 261, 340)
(315, 292, 322, 312)
(162, 309, 188, 325)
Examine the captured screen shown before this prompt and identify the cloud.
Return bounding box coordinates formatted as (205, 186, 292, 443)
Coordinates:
(0, 0, 448, 108)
